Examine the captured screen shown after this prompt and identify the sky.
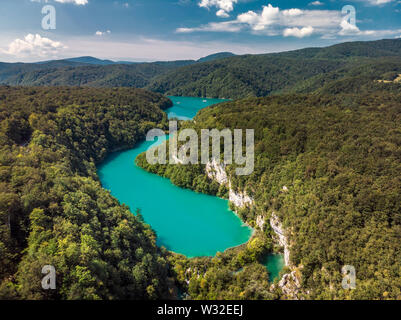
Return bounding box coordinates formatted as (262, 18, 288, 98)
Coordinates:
(0, 0, 400, 62)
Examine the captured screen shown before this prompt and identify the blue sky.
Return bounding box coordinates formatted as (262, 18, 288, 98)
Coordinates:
(0, 0, 400, 62)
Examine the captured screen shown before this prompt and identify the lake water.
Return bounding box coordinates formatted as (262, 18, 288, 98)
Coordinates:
(166, 96, 229, 120)
(97, 96, 251, 257)
(263, 254, 285, 282)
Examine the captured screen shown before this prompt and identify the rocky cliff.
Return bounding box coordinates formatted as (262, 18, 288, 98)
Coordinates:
(206, 158, 253, 208)
(205, 159, 303, 299)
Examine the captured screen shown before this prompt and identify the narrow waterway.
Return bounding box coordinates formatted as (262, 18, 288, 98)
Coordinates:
(98, 96, 252, 257)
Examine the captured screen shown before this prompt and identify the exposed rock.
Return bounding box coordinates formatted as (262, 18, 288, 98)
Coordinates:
(278, 270, 302, 300)
(172, 154, 184, 165)
(206, 159, 254, 208)
(270, 212, 290, 267)
(229, 188, 253, 208)
(206, 158, 228, 185)
(256, 215, 265, 231)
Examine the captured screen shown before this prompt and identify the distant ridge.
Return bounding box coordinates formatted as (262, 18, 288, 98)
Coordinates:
(1, 39, 401, 98)
(197, 52, 236, 63)
(63, 56, 116, 65)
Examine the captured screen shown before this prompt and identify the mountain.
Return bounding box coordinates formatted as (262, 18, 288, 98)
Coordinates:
(147, 38, 401, 99)
(0, 40, 400, 97)
(0, 52, 235, 87)
(197, 52, 236, 63)
(63, 56, 116, 65)
(137, 89, 401, 300)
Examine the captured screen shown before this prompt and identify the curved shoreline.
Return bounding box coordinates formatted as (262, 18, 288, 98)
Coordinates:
(98, 96, 252, 258)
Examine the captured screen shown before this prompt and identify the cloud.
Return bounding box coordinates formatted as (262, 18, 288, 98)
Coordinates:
(179, 3, 341, 36)
(95, 30, 111, 36)
(216, 9, 230, 18)
(2, 34, 66, 58)
(237, 4, 280, 31)
(308, 1, 324, 5)
(178, 2, 401, 39)
(283, 26, 314, 38)
(30, 0, 88, 5)
(339, 20, 361, 35)
(357, 0, 395, 5)
(199, 0, 238, 18)
(176, 22, 241, 33)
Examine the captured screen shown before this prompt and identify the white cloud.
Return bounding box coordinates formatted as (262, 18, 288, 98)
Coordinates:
(180, 3, 341, 36)
(30, 0, 88, 5)
(199, 0, 238, 18)
(237, 4, 280, 31)
(2, 34, 66, 58)
(358, 0, 394, 5)
(176, 21, 241, 33)
(339, 20, 361, 35)
(179, 2, 401, 39)
(308, 1, 324, 6)
(283, 26, 314, 38)
(216, 9, 230, 18)
(95, 30, 111, 36)
(282, 9, 303, 16)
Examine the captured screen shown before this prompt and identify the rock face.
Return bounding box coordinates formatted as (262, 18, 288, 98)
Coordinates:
(270, 213, 290, 267)
(206, 158, 228, 185)
(256, 215, 265, 231)
(206, 159, 254, 208)
(205, 159, 302, 299)
(277, 270, 302, 299)
(229, 189, 253, 208)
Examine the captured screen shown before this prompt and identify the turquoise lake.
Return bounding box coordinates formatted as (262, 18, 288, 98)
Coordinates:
(98, 96, 252, 257)
(263, 254, 285, 282)
(166, 96, 229, 120)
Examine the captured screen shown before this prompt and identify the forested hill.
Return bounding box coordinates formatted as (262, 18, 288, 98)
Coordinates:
(0, 86, 175, 299)
(0, 52, 234, 88)
(1, 39, 400, 95)
(138, 89, 401, 299)
(0, 62, 187, 88)
(147, 38, 401, 99)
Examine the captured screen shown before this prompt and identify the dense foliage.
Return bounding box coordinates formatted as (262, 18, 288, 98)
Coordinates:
(0, 53, 234, 88)
(138, 90, 401, 299)
(147, 39, 401, 99)
(0, 86, 177, 299)
(1, 38, 401, 301)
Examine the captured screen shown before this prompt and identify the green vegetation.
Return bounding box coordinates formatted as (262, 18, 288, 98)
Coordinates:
(0, 53, 235, 88)
(1, 38, 401, 300)
(170, 233, 279, 300)
(147, 39, 401, 99)
(138, 90, 401, 300)
(2, 39, 401, 99)
(0, 86, 176, 299)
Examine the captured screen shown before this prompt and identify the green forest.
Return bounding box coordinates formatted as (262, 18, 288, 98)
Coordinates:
(0, 38, 401, 300)
(0, 86, 177, 299)
(138, 90, 401, 299)
(1, 39, 401, 100)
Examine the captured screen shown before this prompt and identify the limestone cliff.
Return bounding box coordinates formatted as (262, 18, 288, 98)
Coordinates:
(270, 213, 290, 267)
(205, 159, 253, 208)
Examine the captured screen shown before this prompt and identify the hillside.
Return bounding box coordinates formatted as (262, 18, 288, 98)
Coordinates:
(0, 86, 175, 299)
(1, 40, 400, 95)
(0, 52, 235, 88)
(3, 64, 172, 88)
(137, 90, 401, 299)
(147, 39, 401, 99)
